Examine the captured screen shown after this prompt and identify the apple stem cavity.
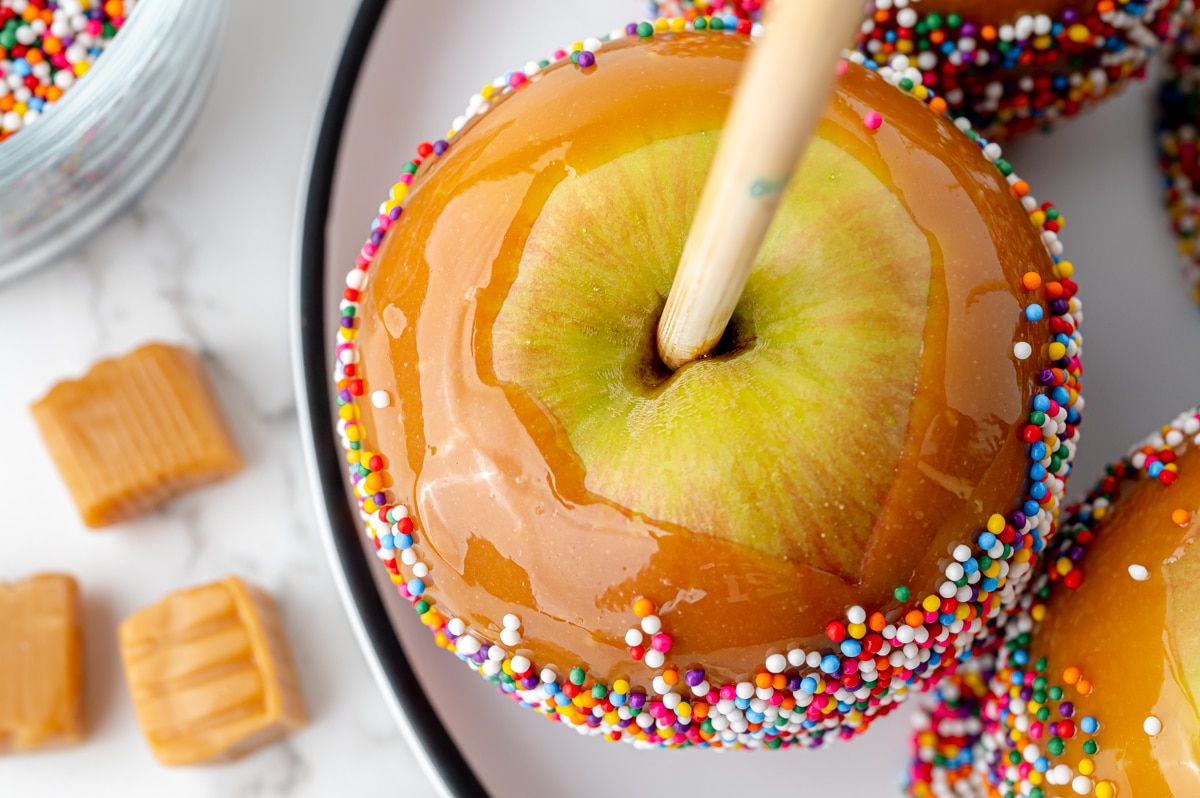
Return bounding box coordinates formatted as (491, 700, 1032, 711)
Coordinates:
(656, 0, 865, 372)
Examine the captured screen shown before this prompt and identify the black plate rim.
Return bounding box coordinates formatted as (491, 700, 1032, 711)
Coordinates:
(293, 1, 488, 795)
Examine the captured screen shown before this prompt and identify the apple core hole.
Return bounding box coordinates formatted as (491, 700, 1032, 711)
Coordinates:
(710, 310, 757, 360)
(641, 303, 757, 389)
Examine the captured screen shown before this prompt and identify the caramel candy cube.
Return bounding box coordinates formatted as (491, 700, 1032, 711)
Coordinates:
(31, 343, 244, 528)
(119, 576, 306, 765)
(0, 574, 85, 754)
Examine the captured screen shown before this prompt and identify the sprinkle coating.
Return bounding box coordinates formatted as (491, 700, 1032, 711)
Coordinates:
(653, 1, 1194, 139)
(1156, 15, 1200, 306)
(856, 0, 1192, 140)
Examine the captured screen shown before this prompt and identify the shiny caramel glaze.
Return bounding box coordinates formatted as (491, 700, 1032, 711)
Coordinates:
(1033, 440, 1200, 794)
(355, 34, 1057, 685)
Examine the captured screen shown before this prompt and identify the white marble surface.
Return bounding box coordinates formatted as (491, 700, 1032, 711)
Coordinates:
(0, 1, 440, 795)
(5, 0, 1200, 795)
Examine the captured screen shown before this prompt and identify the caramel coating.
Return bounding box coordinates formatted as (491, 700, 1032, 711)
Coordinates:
(355, 35, 1055, 684)
(1034, 443, 1200, 794)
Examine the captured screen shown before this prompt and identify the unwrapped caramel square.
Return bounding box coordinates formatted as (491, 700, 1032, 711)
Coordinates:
(0, 574, 84, 754)
(31, 343, 244, 528)
(119, 576, 306, 765)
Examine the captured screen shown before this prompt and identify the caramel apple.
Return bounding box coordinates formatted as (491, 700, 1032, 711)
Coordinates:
(333, 23, 1083, 749)
(856, 0, 1191, 139)
(908, 406, 1200, 797)
(1157, 14, 1200, 306)
(649, 2, 1192, 138)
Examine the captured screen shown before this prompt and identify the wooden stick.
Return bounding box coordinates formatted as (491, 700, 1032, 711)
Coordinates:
(656, 0, 865, 371)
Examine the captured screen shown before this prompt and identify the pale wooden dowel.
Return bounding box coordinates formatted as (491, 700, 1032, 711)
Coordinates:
(657, 0, 864, 371)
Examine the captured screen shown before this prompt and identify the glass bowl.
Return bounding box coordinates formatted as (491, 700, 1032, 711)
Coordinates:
(0, 0, 225, 282)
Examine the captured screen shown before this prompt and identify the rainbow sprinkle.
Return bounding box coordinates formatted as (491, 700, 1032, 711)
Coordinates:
(856, 0, 1191, 140)
(0, 0, 135, 143)
(1157, 16, 1200, 306)
(906, 406, 1200, 797)
(651, 0, 761, 25)
(652, 2, 1193, 139)
(332, 19, 1084, 751)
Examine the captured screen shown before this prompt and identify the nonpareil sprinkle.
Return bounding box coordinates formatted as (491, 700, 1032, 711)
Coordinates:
(0, 0, 136, 143)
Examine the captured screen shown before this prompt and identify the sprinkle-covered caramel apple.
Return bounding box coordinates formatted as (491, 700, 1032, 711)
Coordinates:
(858, 0, 1193, 139)
(333, 22, 1083, 749)
(908, 407, 1200, 797)
(1157, 15, 1200, 306)
(651, 2, 1193, 139)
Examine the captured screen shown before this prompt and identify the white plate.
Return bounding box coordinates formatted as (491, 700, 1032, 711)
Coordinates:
(295, 2, 1200, 796)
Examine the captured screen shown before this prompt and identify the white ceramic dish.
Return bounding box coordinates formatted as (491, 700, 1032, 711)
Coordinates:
(295, 2, 1200, 796)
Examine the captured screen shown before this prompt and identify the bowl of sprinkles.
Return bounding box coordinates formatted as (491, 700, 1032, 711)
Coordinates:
(0, 0, 225, 282)
(0, 0, 130, 142)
